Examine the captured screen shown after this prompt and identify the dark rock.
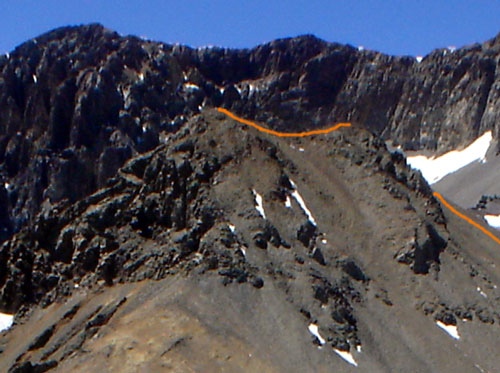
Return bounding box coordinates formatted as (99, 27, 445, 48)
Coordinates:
(435, 310, 457, 325)
(97, 147, 132, 186)
(76, 246, 100, 272)
(174, 140, 195, 154)
(265, 224, 283, 247)
(98, 255, 116, 286)
(311, 247, 326, 266)
(295, 255, 305, 264)
(313, 284, 329, 304)
(28, 325, 55, 351)
(297, 221, 317, 248)
(86, 297, 127, 329)
(413, 223, 447, 274)
(253, 233, 268, 250)
(218, 268, 248, 283)
(8, 360, 57, 373)
(454, 307, 473, 321)
(339, 259, 369, 282)
(332, 338, 350, 352)
(220, 227, 236, 248)
(121, 153, 152, 179)
(476, 308, 494, 324)
(53, 227, 75, 263)
(299, 308, 312, 320)
(252, 277, 264, 289)
(396, 222, 448, 274)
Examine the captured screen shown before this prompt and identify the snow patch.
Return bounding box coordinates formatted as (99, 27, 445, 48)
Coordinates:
(476, 287, 487, 298)
(0, 312, 14, 332)
(407, 131, 492, 184)
(356, 345, 362, 353)
(122, 86, 131, 104)
(4, 182, 10, 190)
(138, 72, 144, 81)
(334, 348, 358, 367)
(193, 252, 203, 264)
(252, 189, 266, 219)
(183, 83, 200, 91)
(298, 147, 305, 152)
(5, 52, 9, 59)
(308, 323, 326, 345)
(290, 180, 317, 226)
(416, 56, 423, 63)
(32, 74, 37, 83)
(436, 320, 460, 340)
(285, 196, 292, 208)
(248, 83, 258, 96)
(228, 224, 236, 233)
(484, 214, 500, 228)
(321, 238, 328, 244)
(357, 46, 365, 51)
(238, 246, 246, 257)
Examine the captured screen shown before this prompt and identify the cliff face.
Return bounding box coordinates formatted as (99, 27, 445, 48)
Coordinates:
(0, 25, 500, 372)
(0, 24, 499, 239)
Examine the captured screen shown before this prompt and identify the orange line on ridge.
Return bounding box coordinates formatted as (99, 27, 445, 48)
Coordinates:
(217, 109, 499, 246)
(216, 107, 351, 137)
(433, 191, 500, 246)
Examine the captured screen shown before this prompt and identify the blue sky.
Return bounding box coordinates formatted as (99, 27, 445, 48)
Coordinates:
(2, 1, 500, 56)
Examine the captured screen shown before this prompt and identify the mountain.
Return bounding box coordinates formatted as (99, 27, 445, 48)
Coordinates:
(0, 24, 499, 372)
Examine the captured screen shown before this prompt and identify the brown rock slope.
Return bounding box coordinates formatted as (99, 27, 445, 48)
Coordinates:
(1, 110, 498, 372)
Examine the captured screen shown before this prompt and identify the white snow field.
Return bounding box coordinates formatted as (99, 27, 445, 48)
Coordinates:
(407, 131, 492, 184)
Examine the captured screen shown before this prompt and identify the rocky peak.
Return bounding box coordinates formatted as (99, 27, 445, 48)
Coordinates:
(0, 23, 499, 243)
(0, 27, 500, 372)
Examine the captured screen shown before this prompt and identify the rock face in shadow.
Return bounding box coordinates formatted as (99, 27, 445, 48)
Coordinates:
(0, 26, 499, 372)
(0, 24, 500, 241)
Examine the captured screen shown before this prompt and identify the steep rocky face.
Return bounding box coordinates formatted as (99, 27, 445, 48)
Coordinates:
(0, 25, 500, 371)
(0, 110, 441, 311)
(0, 110, 498, 372)
(1, 24, 500, 242)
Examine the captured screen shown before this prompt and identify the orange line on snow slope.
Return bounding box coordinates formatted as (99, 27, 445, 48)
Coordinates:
(433, 192, 500, 246)
(216, 107, 351, 137)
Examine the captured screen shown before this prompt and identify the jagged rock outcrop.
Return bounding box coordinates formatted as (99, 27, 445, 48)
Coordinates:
(1, 24, 500, 242)
(0, 25, 500, 373)
(0, 109, 498, 372)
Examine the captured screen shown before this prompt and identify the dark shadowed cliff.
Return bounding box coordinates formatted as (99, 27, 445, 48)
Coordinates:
(0, 25, 499, 372)
(1, 24, 500, 240)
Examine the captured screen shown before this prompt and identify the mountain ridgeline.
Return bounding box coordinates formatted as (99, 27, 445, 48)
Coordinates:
(0, 24, 500, 238)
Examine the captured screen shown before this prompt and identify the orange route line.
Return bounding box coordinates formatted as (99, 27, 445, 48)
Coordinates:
(433, 191, 500, 246)
(218, 108, 499, 246)
(216, 107, 351, 137)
